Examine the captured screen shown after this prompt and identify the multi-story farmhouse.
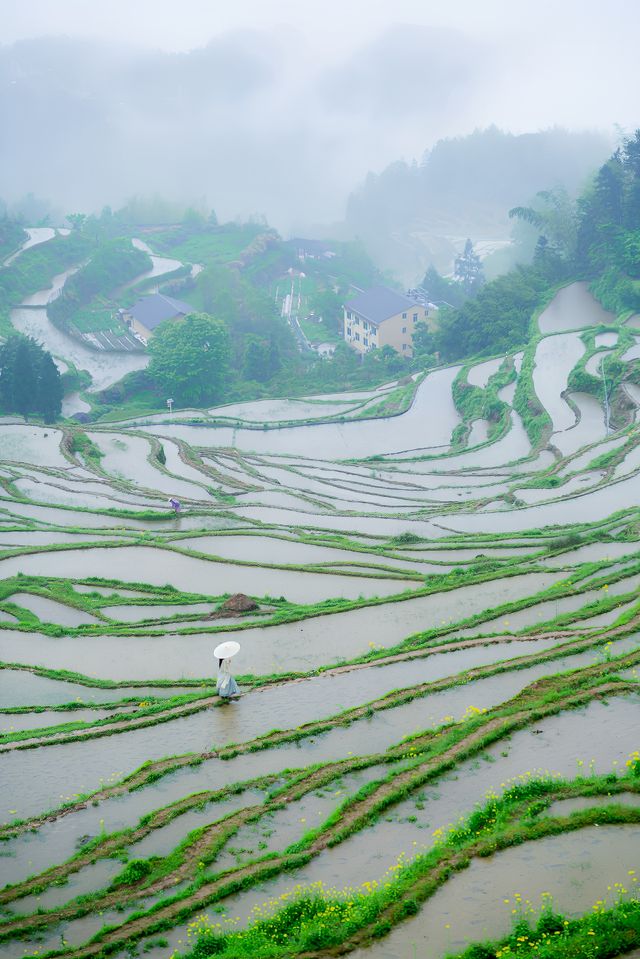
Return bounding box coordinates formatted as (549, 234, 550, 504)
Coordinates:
(343, 286, 429, 357)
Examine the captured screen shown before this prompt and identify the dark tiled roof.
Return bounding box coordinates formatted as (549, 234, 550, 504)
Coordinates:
(345, 286, 417, 326)
(128, 294, 192, 332)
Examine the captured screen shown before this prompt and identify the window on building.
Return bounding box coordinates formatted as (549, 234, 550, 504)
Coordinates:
(402, 326, 407, 333)
(355, 332, 360, 341)
(346, 326, 352, 336)
(402, 312, 407, 319)
(402, 343, 408, 351)
(413, 313, 418, 322)
(363, 337, 369, 346)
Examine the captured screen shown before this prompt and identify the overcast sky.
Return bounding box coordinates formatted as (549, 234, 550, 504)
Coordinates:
(1, 0, 638, 226)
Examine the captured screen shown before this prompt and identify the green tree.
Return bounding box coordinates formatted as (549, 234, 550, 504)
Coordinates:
(243, 335, 270, 382)
(0, 334, 62, 420)
(65, 213, 87, 232)
(623, 131, 640, 227)
(420, 265, 466, 308)
(509, 187, 577, 259)
(36, 352, 64, 423)
(148, 312, 231, 406)
(454, 239, 485, 296)
(309, 288, 344, 333)
(412, 320, 435, 359)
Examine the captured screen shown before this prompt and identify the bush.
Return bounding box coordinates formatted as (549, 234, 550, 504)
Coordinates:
(110, 858, 154, 888)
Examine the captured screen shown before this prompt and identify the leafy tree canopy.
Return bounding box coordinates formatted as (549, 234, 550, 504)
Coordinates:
(0, 333, 63, 422)
(148, 312, 231, 406)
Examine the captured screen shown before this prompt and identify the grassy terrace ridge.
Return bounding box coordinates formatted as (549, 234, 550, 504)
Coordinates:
(2, 628, 638, 842)
(0, 676, 636, 958)
(445, 896, 640, 959)
(2, 605, 639, 750)
(0, 546, 633, 663)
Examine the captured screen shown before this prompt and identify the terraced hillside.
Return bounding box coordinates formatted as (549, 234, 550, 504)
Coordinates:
(0, 281, 639, 959)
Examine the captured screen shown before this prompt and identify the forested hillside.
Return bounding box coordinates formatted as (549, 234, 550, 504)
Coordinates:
(431, 130, 640, 362)
(343, 127, 610, 280)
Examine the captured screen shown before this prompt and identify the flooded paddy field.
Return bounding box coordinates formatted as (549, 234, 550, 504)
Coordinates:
(1, 281, 640, 959)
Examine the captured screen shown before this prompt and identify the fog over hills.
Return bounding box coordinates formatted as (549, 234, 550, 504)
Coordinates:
(0, 25, 618, 240)
(342, 126, 612, 280)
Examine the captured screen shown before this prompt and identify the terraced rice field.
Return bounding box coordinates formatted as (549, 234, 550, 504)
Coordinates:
(0, 282, 639, 959)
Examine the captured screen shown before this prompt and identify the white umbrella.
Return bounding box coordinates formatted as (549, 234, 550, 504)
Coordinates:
(214, 640, 241, 659)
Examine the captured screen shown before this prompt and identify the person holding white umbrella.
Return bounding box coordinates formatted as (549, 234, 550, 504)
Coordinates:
(214, 640, 241, 700)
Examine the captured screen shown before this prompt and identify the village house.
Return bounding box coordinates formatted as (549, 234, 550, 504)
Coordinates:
(343, 286, 430, 357)
(122, 293, 193, 343)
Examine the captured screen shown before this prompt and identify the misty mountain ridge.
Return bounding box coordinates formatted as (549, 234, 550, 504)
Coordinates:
(340, 126, 611, 281)
(0, 32, 618, 291)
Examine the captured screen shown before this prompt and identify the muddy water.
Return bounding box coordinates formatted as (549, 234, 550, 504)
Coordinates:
(0, 426, 68, 469)
(130, 239, 182, 287)
(0, 635, 581, 889)
(0, 571, 564, 679)
(440, 470, 640, 535)
(467, 419, 490, 446)
(210, 763, 404, 875)
(8, 593, 101, 627)
(170, 533, 442, 574)
(450, 584, 626, 637)
(537, 282, 615, 334)
(90, 433, 211, 501)
(532, 333, 584, 432)
(403, 411, 531, 473)
(218, 506, 443, 539)
(622, 339, 640, 362)
(94, 638, 640, 869)
(514, 470, 603, 506)
(0, 669, 196, 709)
(0, 636, 624, 895)
(103, 602, 213, 622)
(20, 264, 81, 309)
(0, 707, 124, 734)
(546, 792, 640, 817)
(551, 392, 606, 457)
(140, 366, 461, 460)
(0, 635, 562, 823)
(585, 348, 609, 377)
(466, 357, 502, 389)
(0, 544, 416, 606)
(209, 397, 358, 423)
(10, 298, 148, 393)
(12, 477, 154, 511)
(158, 440, 217, 490)
(350, 825, 640, 959)
(560, 434, 627, 474)
(0, 500, 158, 528)
(5, 858, 123, 916)
(3, 227, 55, 267)
(197, 695, 640, 936)
(614, 442, 640, 479)
(5, 790, 265, 916)
(542, 541, 640, 568)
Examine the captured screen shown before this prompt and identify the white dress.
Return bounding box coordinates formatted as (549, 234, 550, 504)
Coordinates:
(217, 658, 239, 698)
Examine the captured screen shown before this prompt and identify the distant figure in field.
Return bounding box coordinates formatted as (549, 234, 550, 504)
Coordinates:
(217, 657, 240, 700)
(168, 497, 181, 514)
